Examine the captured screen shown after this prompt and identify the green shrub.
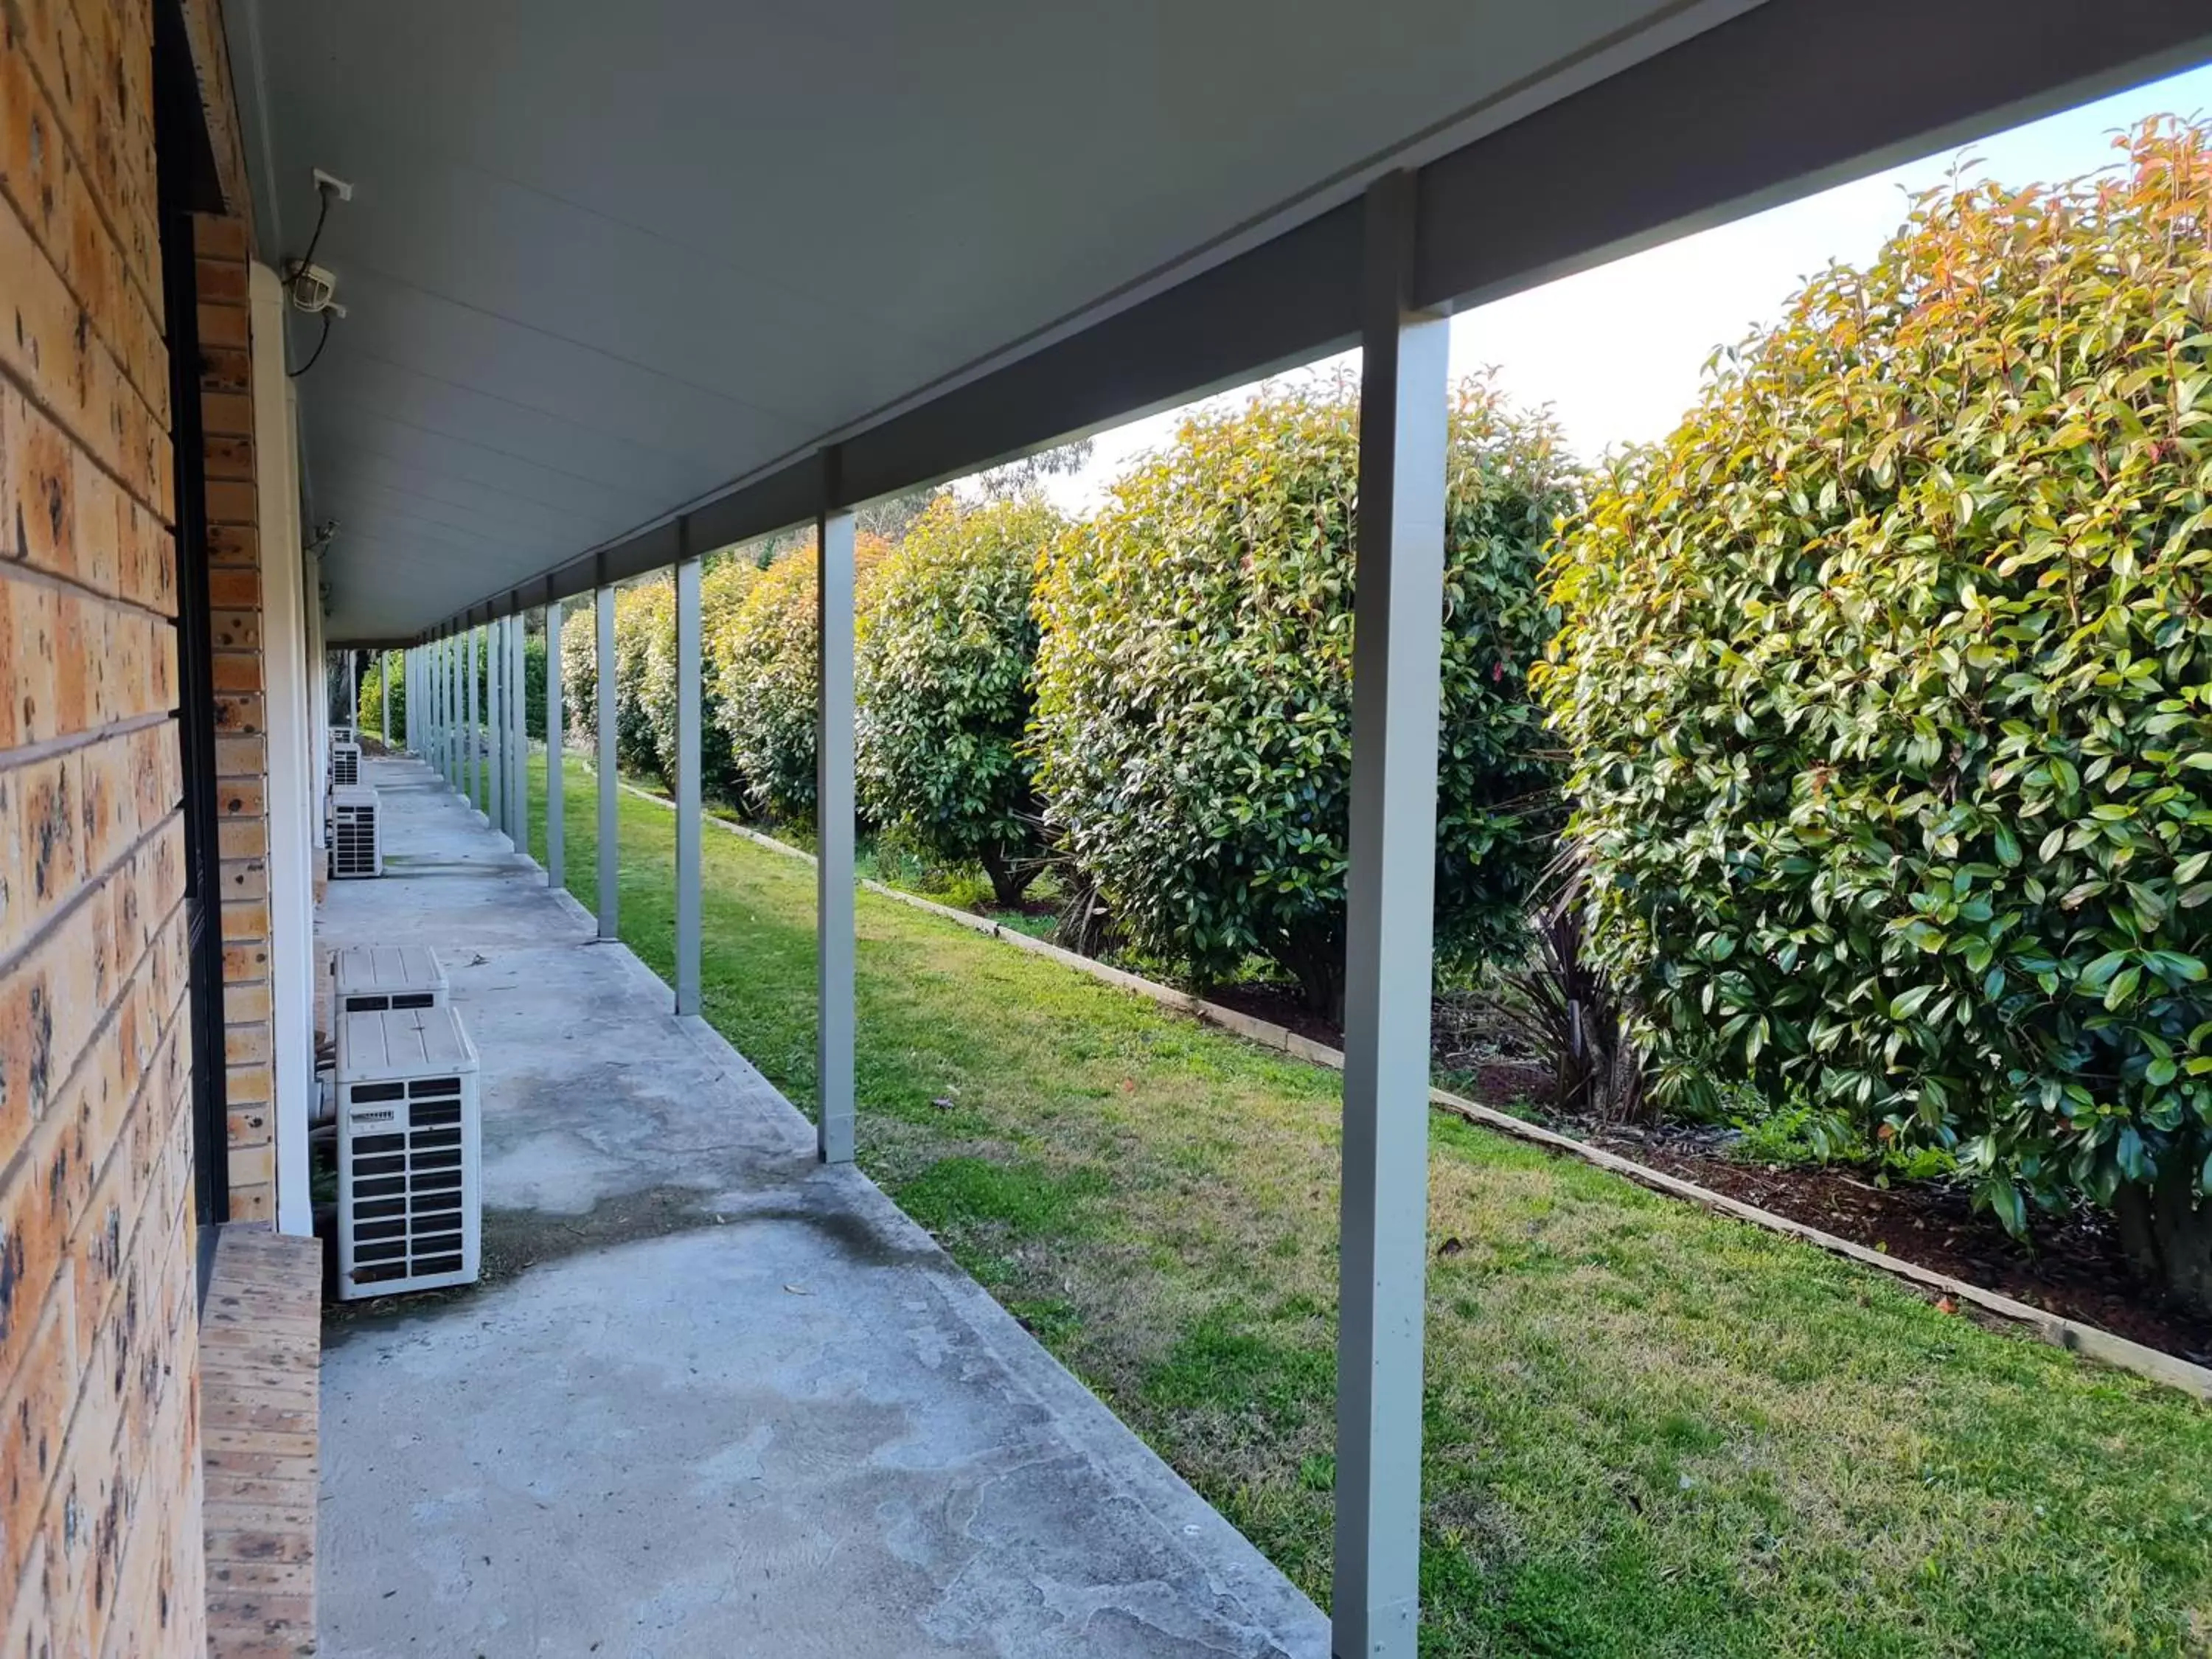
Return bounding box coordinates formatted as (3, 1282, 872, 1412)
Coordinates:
(560, 600, 597, 750)
(1032, 375, 1574, 1015)
(712, 533, 891, 824)
(1540, 119, 2212, 1307)
(644, 554, 755, 804)
(857, 495, 1061, 902)
(355, 649, 404, 740)
(613, 579, 674, 780)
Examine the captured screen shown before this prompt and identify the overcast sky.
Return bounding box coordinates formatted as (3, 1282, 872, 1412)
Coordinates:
(1036, 60, 2212, 513)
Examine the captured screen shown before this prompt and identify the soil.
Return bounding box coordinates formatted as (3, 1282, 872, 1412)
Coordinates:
(1195, 977, 2212, 1368)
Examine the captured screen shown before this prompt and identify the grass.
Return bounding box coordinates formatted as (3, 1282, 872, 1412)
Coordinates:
(526, 752, 2212, 1658)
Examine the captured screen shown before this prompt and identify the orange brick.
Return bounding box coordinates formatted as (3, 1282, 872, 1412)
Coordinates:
(0, 768, 24, 959)
(208, 607, 259, 650)
(203, 477, 254, 525)
(192, 214, 246, 260)
(215, 780, 264, 818)
(209, 649, 260, 693)
(205, 522, 255, 566)
(223, 1063, 271, 1107)
(21, 750, 81, 927)
(201, 390, 251, 439)
(215, 818, 265, 860)
(210, 692, 260, 736)
(196, 301, 246, 349)
(5, 384, 77, 578)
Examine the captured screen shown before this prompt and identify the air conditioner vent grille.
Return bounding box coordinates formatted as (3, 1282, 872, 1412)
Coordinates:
(330, 790, 381, 879)
(335, 1006, 479, 1300)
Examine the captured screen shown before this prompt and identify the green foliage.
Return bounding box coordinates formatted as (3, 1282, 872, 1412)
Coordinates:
(524, 632, 546, 741)
(559, 600, 596, 749)
(712, 532, 891, 824)
(616, 580, 674, 779)
(1542, 120, 2212, 1259)
(355, 649, 404, 739)
(856, 495, 1061, 902)
(643, 554, 754, 804)
(1032, 374, 1574, 1012)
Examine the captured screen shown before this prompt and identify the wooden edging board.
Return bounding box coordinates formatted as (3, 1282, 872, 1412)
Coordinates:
(608, 774, 2212, 1402)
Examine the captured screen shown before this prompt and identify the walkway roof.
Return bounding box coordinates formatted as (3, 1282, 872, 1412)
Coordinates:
(224, 0, 2212, 643)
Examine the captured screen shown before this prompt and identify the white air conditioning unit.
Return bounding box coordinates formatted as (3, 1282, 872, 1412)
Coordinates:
(329, 784, 382, 878)
(331, 945, 448, 1015)
(331, 723, 355, 745)
(330, 738, 363, 787)
(334, 1004, 481, 1300)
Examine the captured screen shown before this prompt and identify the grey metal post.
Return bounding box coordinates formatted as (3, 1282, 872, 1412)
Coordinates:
(675, 554, 703, 1016)
(506, 612, 525, 846)
(489, 613, 507, 840)
(596, 585, 619, 939)
(347, 650, 358, 734)
(816, 505, 857, 1164)
(446, 629, 458, 787)
(1332, 172, 1448, 1659)
(442, 630, 456, 787)
(494, 618, 508, 834)
(465, 624, 481, 815)
(544, 601, 564, 890)
(379, 650, 390, 746)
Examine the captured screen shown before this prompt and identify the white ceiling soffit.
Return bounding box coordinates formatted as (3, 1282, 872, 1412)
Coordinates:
(229, 0, 1767, 639)
(225, 0, 2212, 641)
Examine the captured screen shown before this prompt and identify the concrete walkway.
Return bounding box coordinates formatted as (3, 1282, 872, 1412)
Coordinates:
(316, 754, 1327, 1658)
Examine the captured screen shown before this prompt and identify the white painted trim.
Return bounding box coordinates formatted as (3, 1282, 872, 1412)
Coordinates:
(251, 262, 316, 1238)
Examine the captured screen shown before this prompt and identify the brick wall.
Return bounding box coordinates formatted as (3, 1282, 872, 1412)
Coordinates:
(193, 212, 276, 1222)
(0, 0, 212, 1652)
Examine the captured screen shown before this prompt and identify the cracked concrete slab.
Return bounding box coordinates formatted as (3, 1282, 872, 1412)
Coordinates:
(315, 756, 1327, 1658)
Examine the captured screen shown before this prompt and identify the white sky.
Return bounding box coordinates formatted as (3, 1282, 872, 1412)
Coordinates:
(1037, 61, 2212, 512)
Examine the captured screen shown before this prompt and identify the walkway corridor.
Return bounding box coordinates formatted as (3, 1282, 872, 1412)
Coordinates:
(315, 754, 1327, 1658)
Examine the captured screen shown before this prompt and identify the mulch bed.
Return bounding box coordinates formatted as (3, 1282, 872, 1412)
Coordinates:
(1199, 978, 2212, 1368)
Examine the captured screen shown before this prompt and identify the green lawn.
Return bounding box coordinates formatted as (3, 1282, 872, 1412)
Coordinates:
(525, 753, 2212, 1658)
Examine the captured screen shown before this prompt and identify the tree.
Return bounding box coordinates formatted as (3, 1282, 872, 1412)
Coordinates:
(612, 579, 673, 779)
(558, 602, 597, 751)
(355, 649, 405, 740)
(1032, 374, 1573, 1015)
(856, 495, 1062, 901)
(712, 532, 892, 824)
(644, 552, 756, 804)
(1540, 119, 2212, 1312)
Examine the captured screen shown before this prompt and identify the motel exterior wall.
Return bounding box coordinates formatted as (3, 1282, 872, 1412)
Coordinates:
(1, 0, 317, 1649)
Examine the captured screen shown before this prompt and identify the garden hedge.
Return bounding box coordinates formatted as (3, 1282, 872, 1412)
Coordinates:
(710, 532, 891, 823)
(1542, 119, 2212, 1310)
(1033, 374, 1574, 1015)
(856, 495, 1062, 902)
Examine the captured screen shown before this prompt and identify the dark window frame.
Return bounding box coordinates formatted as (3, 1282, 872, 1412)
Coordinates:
(152, 0, 232, 1302)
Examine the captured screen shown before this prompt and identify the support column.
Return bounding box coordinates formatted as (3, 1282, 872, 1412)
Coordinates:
(502, 611, 518, 845)
(1332, 172, 1449, 1659)
(596, 585, 619, 940)
(675, 553, 703, 1017)
(514, 613, 529, 842)
(816, 501, 857, 1165)
(544, 600, 564, 890)
(378, 650, 390, 746)
(488, 613, 506, 841)
(465, 624, 481, 815)
(445, 630, 457, 786)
